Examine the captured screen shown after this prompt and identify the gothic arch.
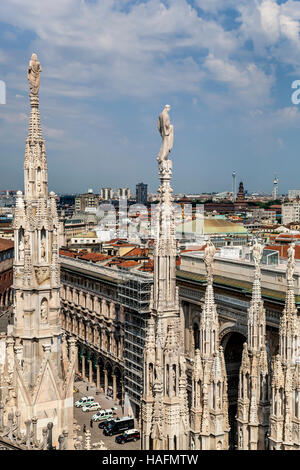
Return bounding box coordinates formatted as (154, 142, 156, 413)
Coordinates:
(222, 330, 246, 450)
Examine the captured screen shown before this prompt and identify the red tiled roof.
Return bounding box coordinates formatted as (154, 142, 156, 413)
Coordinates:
(265, 244, 300, 259)
(139, 259, 154, 272)
(59, 249, 77, 258)
(118, 260, 140, 268)
(78, 253, 112, 262)
(104, 238, 126, 244)
(123, 247, 149, 258)
(0, 239, 14, 252)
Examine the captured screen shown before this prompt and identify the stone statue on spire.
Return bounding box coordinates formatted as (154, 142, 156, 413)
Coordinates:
(251, 238, 263, 274)
(27, 53, 42, 96)
(287, 242, 295, 282)
(157, 104, 174, 164)
(204, 239, 216, 284)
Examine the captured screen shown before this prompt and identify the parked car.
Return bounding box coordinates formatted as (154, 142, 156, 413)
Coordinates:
(98, 418, 115, 429)
(82, 402, 101, 412)
(74, 396, 95, 408)
(92, 408, 116, 422)
(115, 429, 140, 444)
(103, 417, 134, 436)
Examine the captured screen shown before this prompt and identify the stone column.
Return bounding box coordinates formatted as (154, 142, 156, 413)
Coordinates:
(75, 349, 79, 373)
(96, 364, 101, 390)
(104, 369, 108, 395)
(82, 355, 86, 380)
(89, 360, 93, 384)
(121, 380, 125, 410)
(112, 374, 117, 401)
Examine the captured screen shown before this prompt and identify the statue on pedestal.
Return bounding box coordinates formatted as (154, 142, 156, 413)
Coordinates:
(204, 240, 216, 284)
(28, 53, 42, 96)
(251, 239, 263, 273)
(287, 243, 296, 282)
(157, 105, 174, 164)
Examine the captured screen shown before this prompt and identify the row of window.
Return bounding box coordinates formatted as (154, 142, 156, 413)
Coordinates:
(0, 250, 13, 262)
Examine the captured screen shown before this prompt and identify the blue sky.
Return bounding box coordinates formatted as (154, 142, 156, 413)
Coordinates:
(1, 0, 300, 195)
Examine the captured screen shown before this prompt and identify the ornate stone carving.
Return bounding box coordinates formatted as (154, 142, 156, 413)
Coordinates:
(27, 53, 42, 96)
(34, 266, 50, 285)
(157, 105, 174, 164)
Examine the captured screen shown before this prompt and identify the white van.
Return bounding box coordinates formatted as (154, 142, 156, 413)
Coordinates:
(75, 396, 95, 408)
(92, 408, 115, 422)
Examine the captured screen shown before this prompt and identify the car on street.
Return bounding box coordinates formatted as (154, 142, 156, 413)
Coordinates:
(103, 417, 135, 436)
(92, 407, 117, 422)
(115, 429, 140, 444)
(82, 402, 101, 412)
(74, 396, 95, 408)
(98, 418, 115, 429)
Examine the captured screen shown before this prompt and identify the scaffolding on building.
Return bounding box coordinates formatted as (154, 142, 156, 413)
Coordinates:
(118, 269, 153, 413)
(118, 269, 153, 313)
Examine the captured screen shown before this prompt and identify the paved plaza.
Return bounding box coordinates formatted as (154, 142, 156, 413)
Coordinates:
(73, 378, 140, 450)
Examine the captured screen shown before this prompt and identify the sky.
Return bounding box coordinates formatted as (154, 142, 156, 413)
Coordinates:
(1, 0, 300, 195)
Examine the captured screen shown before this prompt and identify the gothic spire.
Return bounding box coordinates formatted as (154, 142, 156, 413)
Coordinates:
(248, 239, 266, 352)
(279, 243, 299, 364)
(200, 241, 219, 357)
(141, 105, 189, 450)
(24, 53, 48, 201)
(152, 105, 178, 315)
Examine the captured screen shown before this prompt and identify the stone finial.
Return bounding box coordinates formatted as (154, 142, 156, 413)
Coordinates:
(287, 243, 296, 282)
(25, 419, 31, 448)
(85, 429, 91, 450)
(28, 53, 42, 97)
(63, 430, 68, 450)
(42, 427, 48, 450)
(157, 104, 174, 164)
(47, 421, 53, 450)
(251, 238, 263, 278)
(204, 239, 216, 285)
(31, 416, 38, 445)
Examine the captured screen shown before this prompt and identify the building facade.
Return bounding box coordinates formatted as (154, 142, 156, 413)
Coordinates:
(0, 239, 14, 308)
(282, 201, 300, 225)
(136, 183, 148, 205)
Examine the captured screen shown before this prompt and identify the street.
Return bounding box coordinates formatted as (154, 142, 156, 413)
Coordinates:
(73, 378, 140, 450)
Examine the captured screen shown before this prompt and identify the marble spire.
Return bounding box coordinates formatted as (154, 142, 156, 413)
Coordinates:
(269, 243, 300, 450)
(0, 54, 76, 449)
(237, 239, 270, 450)
(141, 105, 189, 450)
(190, 240, 229, 450)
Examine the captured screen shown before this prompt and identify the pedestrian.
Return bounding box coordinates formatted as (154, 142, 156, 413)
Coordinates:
(90, 419, 93, 428)
(83, 424, 86, 433)
(86, 385, 89, 392)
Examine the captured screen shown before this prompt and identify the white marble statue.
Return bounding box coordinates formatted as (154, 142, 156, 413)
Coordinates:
(251, 239, 263, 272)
(27, 53, 42, 95)
(19, 239, 24, 261)
(287, 242, 296, 281)
(204, 240, 216, 283)
(157, 105, 174, 163)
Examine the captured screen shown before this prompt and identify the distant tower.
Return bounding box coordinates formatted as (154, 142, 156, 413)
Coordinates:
(272, 175, 278, 200)
(232, 171, 236, 202)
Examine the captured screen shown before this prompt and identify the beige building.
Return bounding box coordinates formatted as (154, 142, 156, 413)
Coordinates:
(282, 201, 300, 225)
(75, 191, 99, 213)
